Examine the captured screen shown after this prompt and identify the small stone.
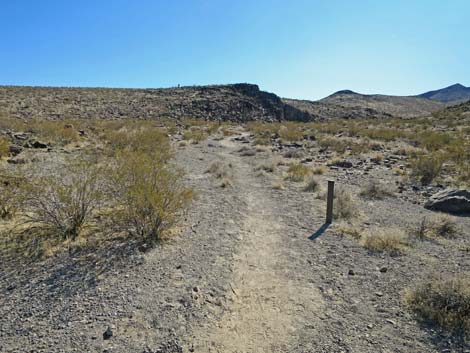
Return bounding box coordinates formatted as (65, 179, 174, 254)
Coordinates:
(375, 292, 384, 297)
(348, 269, 355, 276)
(103, 326, 113, 340)
(379, 267, 388, 273)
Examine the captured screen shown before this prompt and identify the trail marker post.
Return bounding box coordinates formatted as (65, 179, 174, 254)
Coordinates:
(326, 180, 335, 224)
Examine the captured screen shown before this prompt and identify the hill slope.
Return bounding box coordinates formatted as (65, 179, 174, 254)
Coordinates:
(284, 90, 445, 119)
(0, 84, 312, 123)
(417, 83, 470, 103)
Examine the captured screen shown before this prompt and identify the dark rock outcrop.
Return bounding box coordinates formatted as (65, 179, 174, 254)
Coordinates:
(424, 189, 470, 214)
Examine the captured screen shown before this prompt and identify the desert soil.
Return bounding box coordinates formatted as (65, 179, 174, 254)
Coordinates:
(1, 130, 470, 353)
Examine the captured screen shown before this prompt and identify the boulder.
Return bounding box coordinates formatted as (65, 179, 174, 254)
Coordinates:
(31, 140, 48, 149)
(8, 145, 23, 156)
(424, 189, 470, 214)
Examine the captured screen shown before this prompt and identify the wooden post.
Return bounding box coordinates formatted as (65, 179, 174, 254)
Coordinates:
(326, 180, 334, 223)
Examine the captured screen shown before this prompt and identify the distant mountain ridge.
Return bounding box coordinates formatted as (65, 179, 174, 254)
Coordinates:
(416, 83, 470, 103)
(285, 83, 470, 120)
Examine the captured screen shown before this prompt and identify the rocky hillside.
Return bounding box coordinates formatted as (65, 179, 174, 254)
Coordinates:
(284, 90, 445, 120)
(417, 83, 470, 103)
(0, 84, 312, 123)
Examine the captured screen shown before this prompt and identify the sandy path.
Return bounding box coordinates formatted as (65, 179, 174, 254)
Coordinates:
(193, 138, 323, 352)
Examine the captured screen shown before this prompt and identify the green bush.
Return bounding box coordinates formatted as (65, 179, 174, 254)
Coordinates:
(110, 150, 192, 243)
(411, 154, 444, 185)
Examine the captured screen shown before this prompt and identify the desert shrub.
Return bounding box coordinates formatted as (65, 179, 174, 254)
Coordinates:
(110, 150, 192, 242)
(405, 274, 470, 337)
(312, 165, 327, 175)
(0, 168, 26, 220)
(336, 223, 362, 240)
(370, 153, 383, 164)
(333, 188, 358, 220)
(303, 176, 319, 192)
(220, 177, 233, 188)
(105, 128, 171, 161)
(285, 163, 310, 182)
(24, 159, 104, 240)
(206, 161, 230, 179)
(282, 149, 304, 159)
(238, 146, 257, 156)
(183, 128, 207, 144)
(360, 128, 405, 142)
(253, 136, 271, 146)
(0, 136, 10, 158)
(359, 181, 394, 199)
(362, 228, 408, 255)
(279, 123, 303, 142)
(413, 215, 458, 240)
(411, 154, 444, 185)
(256, 162, 276, 173)
(30, 120, 79, 145)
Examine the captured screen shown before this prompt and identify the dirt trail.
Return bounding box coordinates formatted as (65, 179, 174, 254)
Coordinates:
(194, 138, 323, 352)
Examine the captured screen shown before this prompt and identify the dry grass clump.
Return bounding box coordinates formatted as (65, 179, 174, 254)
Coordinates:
(206, 161, 230, 179)
(405, 274, 470, 337)
(359, 181, 394, 199)
(335, 223, 362, 240)
(333, 188, 358, 220)
(312, 165, 327, 175)
(272, 180, 285, 190)
(411, 154, 443, 185)
(362, 228, 408, 255)
(282, 149, 304, 159)
(303, 176, 319, 192)
(256, 162, 276, 173)
(370, 153, 384, 164)
(413, 215, 458, 240)
(285, 163, 311, 182)
(220, 177, 233, 188)
(0, 136, 10, 158)
(183, 128, 208, 144)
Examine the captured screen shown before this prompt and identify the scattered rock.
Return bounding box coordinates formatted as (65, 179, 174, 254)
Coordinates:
(379, 267, 388, 273)
(424, 189, 470, 214)
(348, 269, 355, 276)
(8, 145, 22, 156)
(103, 326, 113, 340)
(7, 157, 27, 164)
(31, 140, 48, 149)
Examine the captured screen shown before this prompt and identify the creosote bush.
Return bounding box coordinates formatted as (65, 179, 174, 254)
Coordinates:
(24, 159, 104, 240)
(110, 150, 192, 243)
(405, 274, 470, 337)
(411, 154, 444, 185)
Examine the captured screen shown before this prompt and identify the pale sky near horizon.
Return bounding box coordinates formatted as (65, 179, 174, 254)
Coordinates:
(1, 0, 469, 100)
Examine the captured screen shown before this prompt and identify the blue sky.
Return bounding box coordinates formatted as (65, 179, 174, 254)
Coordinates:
(1, 0, 469, 99)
